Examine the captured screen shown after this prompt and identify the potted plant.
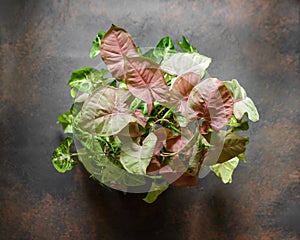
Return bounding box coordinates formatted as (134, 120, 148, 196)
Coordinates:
(52, 24, 259, 203)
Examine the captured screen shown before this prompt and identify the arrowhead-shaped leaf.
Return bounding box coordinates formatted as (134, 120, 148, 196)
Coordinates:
(188, 78, 233, 133)
(223, 79, 259, 122)
(216, 131, 249, 163)
(161, 52, 211, 77)
(210, 157, 239, 183)
(100, 24, 139, 80)
(119, 132, 157, 175)
(124, 56, 170, 112)
(78, 86, 139, 136)
(170, 72, 201, 112)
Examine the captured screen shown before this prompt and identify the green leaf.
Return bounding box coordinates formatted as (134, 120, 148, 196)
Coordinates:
(70, 102, 84, 118)
(97, 157, 146, 188)
(57, 110, 73, 133)
(70, 87, 78, 98)
(223, 79, 259, 122)
(89, 31, 105, 59)
(52, 137, 77, 173)
(217, 131, 249, 163)
(72, 113, 103, 152)
(161, 52, 211, 77)
(237, 152, 246, 162)
(76, 148, 146, 188)
(177, 35, 197, 53)
(119, 132, 157, 175)
(143, 181, 168, 203)
(210, 157, 239, 183)
(227, 115, 249, 132)
(143, 48, 158, 62)
(153, 36, 176, 59)
(68, 68, 109, 94)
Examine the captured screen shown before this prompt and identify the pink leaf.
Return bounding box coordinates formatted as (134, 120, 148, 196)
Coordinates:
(133, 109, 148, 128)
(100, 24, 139, 80)
(146, 157, 161, 175)
(159, 163, 197, 187)
(188, 78, 233, 133)
(124, 56, 170, 111)
(171, 173, 197, 187)
(165, 135, 189, 153)
(170, 72, 201, 113)
(118, 122, 141, 137)
(152, 127, 169, 155)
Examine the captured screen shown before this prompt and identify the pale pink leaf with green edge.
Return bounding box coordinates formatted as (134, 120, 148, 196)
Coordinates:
(124, 56, 170, 113)
(170, 72, 201, 113)
(188, 78, 233, 134)
(78, 86, 140, 136)
(100, 24, 139, 80)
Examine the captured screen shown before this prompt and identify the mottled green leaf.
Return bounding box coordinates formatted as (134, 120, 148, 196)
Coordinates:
(210, 157, 239, 183)
(57, 110, 73, 133)
(223, 79, 259, 122)
(177, 35, 197, 53)
(153, 36, 176, 59)
(89, 31, 105, 59)
(119, 132, 157, 175)
(68, 68, 109, 93)
(52, 137, 77, 173)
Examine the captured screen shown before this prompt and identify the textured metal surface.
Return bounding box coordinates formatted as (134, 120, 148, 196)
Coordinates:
(1, 0, 299, 239)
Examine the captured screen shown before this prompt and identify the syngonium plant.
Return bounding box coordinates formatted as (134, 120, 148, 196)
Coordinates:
(52, 24, 259, 203)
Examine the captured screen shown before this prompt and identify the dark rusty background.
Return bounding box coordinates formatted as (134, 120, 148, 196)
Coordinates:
(1, 0, 299, 239)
